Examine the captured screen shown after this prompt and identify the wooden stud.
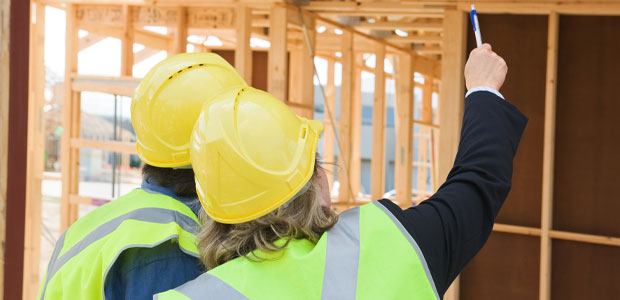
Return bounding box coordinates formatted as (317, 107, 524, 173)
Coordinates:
(0, 0, 7, 293)
(235, 5, 253, 83)
(540, 12, 559, 300)
(172, 7, 188, 54)
(0, 0, 9, 293)
(337, 30, 354, 203)
(349, 53, 363, 198)
(121, 5, 133, 76)
(323, 59, 336, 190)
(68, 91, 81, 224)
(439, 9, 467, 300)
(288, 48, 301, 100)
(417, 76, 434, 200)
(371, 44, 386, 200)
(299, 13, 315, 119)
(268, 4, 288, 101)
(394, 53, 413, 207)
(60, 4, 79, 230)
(23, 2, 46, 298)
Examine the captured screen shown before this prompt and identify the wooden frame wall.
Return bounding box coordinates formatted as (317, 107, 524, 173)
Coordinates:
(45, 0, 442, 222)
(439, 5, 620, 300)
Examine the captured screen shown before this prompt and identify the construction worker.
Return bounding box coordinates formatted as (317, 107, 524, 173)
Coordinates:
(156, 43, 527, 300)
(37, 53, 247, 300)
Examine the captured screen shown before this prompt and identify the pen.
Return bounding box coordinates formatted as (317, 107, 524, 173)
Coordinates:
(470, 4, 483, 48)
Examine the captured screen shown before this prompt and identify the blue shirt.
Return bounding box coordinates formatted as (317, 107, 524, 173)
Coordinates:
(103, 181, 204, 300)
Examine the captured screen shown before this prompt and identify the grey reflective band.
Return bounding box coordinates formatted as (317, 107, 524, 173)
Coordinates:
(174, 273, 249, 300)
(373, 202, 440, 300)
(39, 233, 66, 300)
(39, 207, 199, 300)
(321, 207, 360, 300)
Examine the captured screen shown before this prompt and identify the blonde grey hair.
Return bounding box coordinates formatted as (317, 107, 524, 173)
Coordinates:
(197, 160, 338, 269)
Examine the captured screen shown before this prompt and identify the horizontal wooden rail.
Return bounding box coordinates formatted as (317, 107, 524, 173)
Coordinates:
(71, 74, 140, 96)
(493, 223, 542, 236)
(550, 229, 620, 247)
(71, 138, 137, 155)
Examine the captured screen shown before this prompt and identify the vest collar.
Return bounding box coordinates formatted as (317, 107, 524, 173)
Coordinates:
(141, 180, 202, 217)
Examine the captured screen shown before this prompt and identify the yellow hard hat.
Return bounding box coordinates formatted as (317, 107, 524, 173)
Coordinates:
(190, 87, 323, 224)
(131, 53, 247, 168)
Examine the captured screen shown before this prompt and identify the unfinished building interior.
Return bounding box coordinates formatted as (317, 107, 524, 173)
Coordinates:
(1, 0, 619, 299)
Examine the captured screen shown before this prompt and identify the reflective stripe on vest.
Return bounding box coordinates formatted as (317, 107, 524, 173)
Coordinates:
(38, 189, 200, 300)
(158, 202, 439, 300)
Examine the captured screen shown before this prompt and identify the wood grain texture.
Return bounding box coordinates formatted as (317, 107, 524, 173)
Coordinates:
(551, 240, 620, 299)
(461, 233, 540, 300)
(553, 15, 620, 237)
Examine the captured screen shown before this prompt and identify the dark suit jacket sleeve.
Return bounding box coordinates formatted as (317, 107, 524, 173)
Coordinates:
(378, 91, 528, 297)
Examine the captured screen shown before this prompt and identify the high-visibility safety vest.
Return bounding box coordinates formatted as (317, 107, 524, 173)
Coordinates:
(37, 188, 201, 300)
(156, 202, 439, 300)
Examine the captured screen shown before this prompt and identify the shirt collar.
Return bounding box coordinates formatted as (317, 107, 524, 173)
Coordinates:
(141, 180, 202, 217)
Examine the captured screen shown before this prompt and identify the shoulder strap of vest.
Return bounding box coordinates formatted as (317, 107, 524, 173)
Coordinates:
(369, 201, 440, 299)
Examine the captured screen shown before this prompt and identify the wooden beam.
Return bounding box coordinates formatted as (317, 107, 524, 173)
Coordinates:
(23, 2, 45, 299)
(298, 6, 441, 78)
(371, 44, 386, 200)
(540, 12, 559, 300)
(268, 4, 287, 101)
(171, 7, 188, 54)
(79, 23, 171, 51)
(387, 33, 443, 44)
(394, 53, 413, 206)
(416, 45, 443, 55)
(121, 5, 134, 76)
(78, 33, 105, 50)
(439, 9, 467, 300)
(323, 58, 336, 189)
(235, 5, 253, 83)
(456, 2, 620, 16)
(305, 1, 445, 14)
(337, 30, 354, 203)
(134, 47, 161, 64)
(355, 19, 443, 31)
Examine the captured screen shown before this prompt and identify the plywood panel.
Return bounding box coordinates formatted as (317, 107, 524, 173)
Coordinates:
(460, 233, 540, 300)
(551, 240, 620, 299)
(466, 14, 548, 228)
(553, 16, 620, 237)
